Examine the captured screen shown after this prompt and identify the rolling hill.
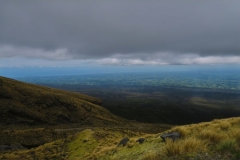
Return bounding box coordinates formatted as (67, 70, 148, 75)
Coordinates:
(0, 76, 124, 129)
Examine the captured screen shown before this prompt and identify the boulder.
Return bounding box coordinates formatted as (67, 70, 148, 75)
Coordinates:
(160, 132, 181, 142)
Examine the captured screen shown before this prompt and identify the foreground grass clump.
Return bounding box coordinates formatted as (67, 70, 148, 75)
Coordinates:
(164, 137, 207, 156)
(165, 117, 240, 159)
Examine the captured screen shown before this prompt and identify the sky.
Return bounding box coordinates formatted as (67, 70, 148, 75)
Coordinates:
(0, 1, 240, 77)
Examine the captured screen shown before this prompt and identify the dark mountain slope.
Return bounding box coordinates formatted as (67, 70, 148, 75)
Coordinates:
(0, 76, 124, 128)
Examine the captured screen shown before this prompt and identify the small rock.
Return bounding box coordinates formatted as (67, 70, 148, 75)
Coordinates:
(136, 138, 145, 144)
(117, 137, 129, 147)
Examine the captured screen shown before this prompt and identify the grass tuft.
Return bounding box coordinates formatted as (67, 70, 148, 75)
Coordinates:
(164, 138, 183, 156)
(216, 138, 237, 153)
(164, 137, 206, 157)
(199, 130, 226, 144)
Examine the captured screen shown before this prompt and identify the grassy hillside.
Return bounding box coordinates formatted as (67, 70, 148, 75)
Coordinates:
(0, 76, 124, 129)
(64, 117, 240, 159)
(0, 76, 170, 157)
(1, 117, 240, 159)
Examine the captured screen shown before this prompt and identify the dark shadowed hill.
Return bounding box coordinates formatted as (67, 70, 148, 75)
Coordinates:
(0, 76, 124, 129)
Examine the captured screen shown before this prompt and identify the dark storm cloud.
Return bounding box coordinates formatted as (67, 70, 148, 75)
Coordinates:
(0, 0, 240, 61)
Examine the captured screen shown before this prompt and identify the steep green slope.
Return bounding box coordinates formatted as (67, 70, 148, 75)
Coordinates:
(0, 76, 124, 128)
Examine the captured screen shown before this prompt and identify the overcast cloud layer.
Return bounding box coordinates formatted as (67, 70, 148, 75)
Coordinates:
(0, 1, 240, 66)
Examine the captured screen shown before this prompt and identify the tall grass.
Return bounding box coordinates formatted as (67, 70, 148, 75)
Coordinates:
(199, 130, 226, 143)
(164, 137, 207, 156)
(164, 117, 240, 158)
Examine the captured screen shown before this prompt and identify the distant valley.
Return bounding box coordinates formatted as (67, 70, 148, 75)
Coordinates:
(18, 71, 240, 125)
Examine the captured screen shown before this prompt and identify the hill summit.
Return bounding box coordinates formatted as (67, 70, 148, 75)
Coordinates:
(0, 76, 124, 128)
